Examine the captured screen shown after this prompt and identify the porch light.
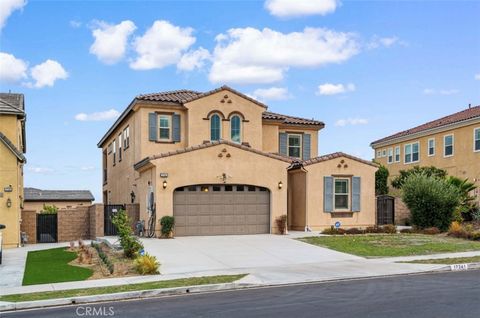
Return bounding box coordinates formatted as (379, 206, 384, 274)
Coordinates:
(6, 198, 12, 208)
(278, 181, 283, 190)
(163, 180, 167, 189)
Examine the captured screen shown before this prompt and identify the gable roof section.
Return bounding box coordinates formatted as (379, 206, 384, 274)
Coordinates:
(0, 132, 26, 163)
(371, 105, 480, 147)
(0, 93, 25, 116)
(301, 152, 378, 168)
(263, 111, 324, 127)
(182, 85, 268, 109)
(24, 187, 95, 202)
(134, 140, 295, 170)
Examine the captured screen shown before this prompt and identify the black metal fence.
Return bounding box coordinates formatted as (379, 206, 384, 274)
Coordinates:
(104, 204, 124, 236)
(37, 214, 58, 243)
(377, 195, 395, 225)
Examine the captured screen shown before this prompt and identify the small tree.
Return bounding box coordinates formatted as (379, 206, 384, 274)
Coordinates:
(160, 216, 175, 237)
(447, 176, 478, 221)
(392, 166, 447, 189)
(112, 209, 143, 258)
(402, 174, 461, 231)
(375, 165, 389, 195)
(41, 204, 58, 214)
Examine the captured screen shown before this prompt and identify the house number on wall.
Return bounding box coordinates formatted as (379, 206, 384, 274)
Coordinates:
(159, 173, 168, 178)
(4, 186, 12, 193)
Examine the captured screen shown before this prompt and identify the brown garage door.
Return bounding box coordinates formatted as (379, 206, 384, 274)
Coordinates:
(173, 185, 270, 236)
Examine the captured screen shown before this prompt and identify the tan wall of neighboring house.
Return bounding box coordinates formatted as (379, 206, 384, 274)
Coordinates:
(300, 156, 377, 230)
(373, 122, 480, 188)
(137, 143, 290, 235)
(23, 201, 93, 213)
(0, 114, 24, 248)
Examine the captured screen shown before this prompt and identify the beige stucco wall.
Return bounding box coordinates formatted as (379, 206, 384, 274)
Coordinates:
(288, 169, 307, 230)
(23, 201, 93, 213)
(0, 114, 24, 248)
(302, 156, 377, 230)
(373, 121, 480, 197)
(137, 143, 290, 235)
(279, 126, 319, 158)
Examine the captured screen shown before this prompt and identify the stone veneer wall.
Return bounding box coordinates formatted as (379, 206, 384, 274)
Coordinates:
(89, 204, 104, 239)
(57, 207, 90, 242)
(20, 210, 37, 244)
(394, 197, 411, 225)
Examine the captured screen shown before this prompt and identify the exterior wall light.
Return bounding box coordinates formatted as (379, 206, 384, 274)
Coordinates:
(278, 181, 283, 190)
(163, 180, 167, 189)
(6, 198, 12, 208)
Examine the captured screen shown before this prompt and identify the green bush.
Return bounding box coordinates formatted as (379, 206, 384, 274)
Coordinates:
(92, 242, 114, 274)
(391, 166, 447, 189)
(321, 226, 346, 235)
(375, 165, 389, 195)
(402, 174, 461, 231)
(160, 216, 175, 237)
(345, 227, 364, 235)
(112, 210, 143, 258)
(134, 253, 160, 275)
(447, 176, 478, 221)
(40, 204, 58, 214)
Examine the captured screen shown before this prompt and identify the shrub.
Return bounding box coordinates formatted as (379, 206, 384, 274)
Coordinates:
(391, 166, 447, 189)
(160, 216, 175, 237)
(422, 227, 441, 235)
(400, 228, 413, 234)
(112, 209, 144, 258)
(321, 226, 346, 235)
(92, 243, 114, 274)
(134, 253, 160, 275)
(447, 177, 478, 221)
(275, 215, 288, 235)
(381, 224, 397, 234)
(470, 232, 480, 241)
(40, 204, 58, 214)
(365, 226, 380, 234)
(375, 165, 389, 195)
(345, 227, 363, 235)
(448, 221, 467, 238)
(402, 174, 461, 231)
(472, 208, 480, 221)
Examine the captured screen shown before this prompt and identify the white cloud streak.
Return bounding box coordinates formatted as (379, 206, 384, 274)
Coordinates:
(75, 109, 120, 121)
(251, 87, 290, 101)
(29, 60, 68, 88)
(0, 0, 26, 31)
(317, 83, 355, 95)
(0, 52, 28, 82)
(423, 88, 459, 96)
(177, 47, 211, 71)
(265, 0, 339, 18)
(335, 118, 368, 127)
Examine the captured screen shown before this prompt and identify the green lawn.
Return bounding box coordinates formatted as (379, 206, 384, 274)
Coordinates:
(400, 255, 480, 265)
(2, 274, 246, 302)
(22, 247, 93, 286)
(299, 234, 480, 258)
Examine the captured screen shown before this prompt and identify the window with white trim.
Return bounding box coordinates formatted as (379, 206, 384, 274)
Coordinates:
(404, 142, 419, 163)
(444, 134, 454, 157)
(159, 115, 171, 141)
(334, 178, 350, 211)
(118, 133, 122, 162)
(387, 148, 393, 164)
(474, 128, 480, 152)
(382, 149, 387, 157)
(394, 146, 400, 162)
(123, 126, 130, 149)
(287, 134, 302, 158)
(376, 150, 381, 158)
(428, 138, 435, 156)
(112, 139, 116, 165)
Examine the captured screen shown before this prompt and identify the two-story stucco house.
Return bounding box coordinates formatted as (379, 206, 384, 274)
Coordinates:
(0, 93, 26, 248)
(98, 86, 377, 235)
(370, 105, 480, 199)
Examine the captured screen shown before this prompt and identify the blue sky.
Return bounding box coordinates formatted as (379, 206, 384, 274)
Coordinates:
(1, 0, 479, 201)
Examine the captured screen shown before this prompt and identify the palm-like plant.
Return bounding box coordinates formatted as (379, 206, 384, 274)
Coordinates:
(447, 176, 478, 221)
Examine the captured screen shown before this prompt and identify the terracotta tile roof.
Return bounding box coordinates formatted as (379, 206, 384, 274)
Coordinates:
(136, 89, 202, 103)
(134, 140, 295, 170)
(24, 187, 94, 202)
(371, 105, 480, 146)
(0, 131, 26, 163)
(182, 85, 269, 109)
(263, 111, 324, 127)
(301, 152, 378, 168)
(0, 93, 25, 116)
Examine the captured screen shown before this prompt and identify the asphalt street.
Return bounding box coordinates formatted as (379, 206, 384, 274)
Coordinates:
(3, 270, 479, 318)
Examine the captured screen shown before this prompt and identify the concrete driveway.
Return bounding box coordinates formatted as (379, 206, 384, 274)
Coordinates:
(140, 234, 362, 275)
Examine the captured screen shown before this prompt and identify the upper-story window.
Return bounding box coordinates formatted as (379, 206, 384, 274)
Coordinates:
(210, 114, 221, 141)
(288, 134, 302, 158)
(123, 126, 130, 149)
(376, 150, 381, 158)
(382, 149, 387, 157)
(230, 115, 241, 143)
(159, 115, 171, 141)
(118, 133, 122, 162)
(112, 139, 116, 165)
(387, 148, 393, 164)
(444, 134, 454, 157)
(394, 146, 400, 162)
(474, 128, 480, 152)
(405, 142, 419, 164)
(428, 138, 435, 156)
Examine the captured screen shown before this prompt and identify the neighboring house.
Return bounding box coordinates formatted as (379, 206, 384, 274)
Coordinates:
(0, 93, 26, 248)
(98, 86, 377, 235)
(23, 188, 95, 213)
(370, 105, 480, 198)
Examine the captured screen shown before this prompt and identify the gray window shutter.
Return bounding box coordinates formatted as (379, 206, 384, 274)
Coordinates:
(352, 176, 361, 212)
(172, 114, 181, 142)
(324, 176, 333, 212)
(148, 113, 157, 141)
(303, 134, 311, 159)
(279, 133, 287, 155)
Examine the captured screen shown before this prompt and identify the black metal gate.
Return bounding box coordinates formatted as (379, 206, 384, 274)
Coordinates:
(37, 214, 58, 243)
(104, 204, 124, 236)
(377, 195, 395, 225)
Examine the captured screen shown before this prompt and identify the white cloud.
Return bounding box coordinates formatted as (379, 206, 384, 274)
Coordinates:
(209, 27, 359, 84)
(367, 36, 401, 49)
(177, 47, 211, 71)
(0, 52, 28, 83)
(90, 20, 136, 64)
(423, 88, 459, 96)
(335, 118, 368, 127)
(130, 20, 196, 70)
(80, 166, 95, 171)
(251, 87, 290, 101)
(475, 73, 480, 80)
(265, 0, 339, 18)
(75, 109, 120, 121)
(69, 20, 82, 28)
(0, 0, 26, 31)
(28, 167, 54, 174)
(29, 59, 68, 88)
(317, 83, 355, 95)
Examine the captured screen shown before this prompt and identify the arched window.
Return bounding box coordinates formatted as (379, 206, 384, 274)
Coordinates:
(210, 114, 221, 141)
(230, 115, 241, 143)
